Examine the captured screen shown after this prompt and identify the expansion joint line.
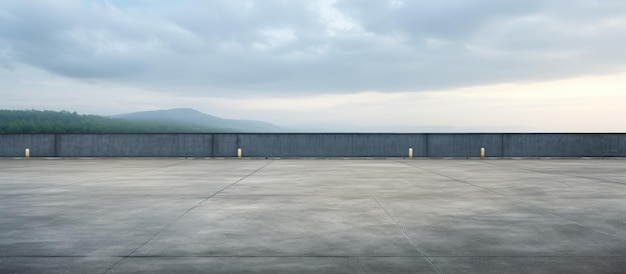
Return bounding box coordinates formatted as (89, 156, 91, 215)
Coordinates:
(399, 160, 626, 244)
(398, 161, 507, 197)
(371, 195, 442, 274)
(102, 160, 274, 274)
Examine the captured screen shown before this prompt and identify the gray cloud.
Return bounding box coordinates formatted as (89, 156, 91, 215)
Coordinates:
(1, 0, 625, 96)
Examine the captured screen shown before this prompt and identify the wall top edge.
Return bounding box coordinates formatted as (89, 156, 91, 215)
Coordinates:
(1, 133, 626, 136)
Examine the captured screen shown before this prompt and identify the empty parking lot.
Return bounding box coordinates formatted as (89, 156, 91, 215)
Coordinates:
(1, 158, 625, 273)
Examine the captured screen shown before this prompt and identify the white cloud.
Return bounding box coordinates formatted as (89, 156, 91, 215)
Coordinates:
(2, 0, 625, 93)
(138, 72, 626, 132)
(253, 28, 297, 51)
(312, 0, 364, 36)
(2, 63, 625, 132)
(389, 0, 404, 9)
(1, 0, 626, 131)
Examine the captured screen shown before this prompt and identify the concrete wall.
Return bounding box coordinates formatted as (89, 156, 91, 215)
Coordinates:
(0, 134, 56, 157)
(1, 133, 625, 157)
(57, 134, 214, 157)
(238, 134, 426, 157)
(427, 134, 503, 157)
(504, 134, 626, 157)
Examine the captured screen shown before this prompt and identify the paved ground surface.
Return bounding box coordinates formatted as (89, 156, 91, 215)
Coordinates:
(1, 158, 625, 273)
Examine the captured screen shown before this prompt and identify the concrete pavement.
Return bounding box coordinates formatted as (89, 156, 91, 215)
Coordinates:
(1, 158, 625, 273)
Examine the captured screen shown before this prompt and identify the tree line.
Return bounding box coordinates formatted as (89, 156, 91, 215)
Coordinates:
(0, 110, 232, 133)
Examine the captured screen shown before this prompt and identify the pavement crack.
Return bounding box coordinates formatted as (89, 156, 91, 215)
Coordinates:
(102, 160, 274, 274)
(371, 195, 443, 274)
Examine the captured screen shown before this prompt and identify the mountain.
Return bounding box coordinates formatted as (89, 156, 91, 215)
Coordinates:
(113, 108, 285, 132)
(0, 109, 231, 133)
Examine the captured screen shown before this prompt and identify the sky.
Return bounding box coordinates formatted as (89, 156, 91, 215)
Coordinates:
(1, 0, 626, 132)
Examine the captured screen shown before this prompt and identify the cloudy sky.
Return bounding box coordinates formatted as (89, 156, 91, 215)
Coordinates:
(1, 0, 626, 132)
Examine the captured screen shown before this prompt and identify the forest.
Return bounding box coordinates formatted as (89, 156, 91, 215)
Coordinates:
(0, 110, 232, 133)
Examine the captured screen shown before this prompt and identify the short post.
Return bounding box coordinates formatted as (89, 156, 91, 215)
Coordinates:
(408, 147, 413, 158)
(237, 148, 242, 158)
(25, 148, 30, 158)
(480, 147, 485, 159)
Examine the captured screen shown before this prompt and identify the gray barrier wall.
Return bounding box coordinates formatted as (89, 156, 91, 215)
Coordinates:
(0, 134, 56, 157)
(1, 133, 625, 157)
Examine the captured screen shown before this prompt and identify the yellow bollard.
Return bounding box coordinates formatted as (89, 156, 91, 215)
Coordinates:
(480, 147, 485, 159)
(408, 147, 413, 158)
(237, 148, 242, 158)
(25, 148, 30, 158)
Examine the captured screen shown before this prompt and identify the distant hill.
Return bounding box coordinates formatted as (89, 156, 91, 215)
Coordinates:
(0, 109, 232, 133)
(113, 108, 284, 132)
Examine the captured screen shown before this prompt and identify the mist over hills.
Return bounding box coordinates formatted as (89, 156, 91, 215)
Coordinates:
(0, 109, 285, 133)
(113, 108, 285, 132)
(1, 108, 530, 133)
(0, 109, 230, 133)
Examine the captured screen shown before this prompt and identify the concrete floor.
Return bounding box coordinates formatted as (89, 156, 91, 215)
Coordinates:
(1, 158, 625, 273)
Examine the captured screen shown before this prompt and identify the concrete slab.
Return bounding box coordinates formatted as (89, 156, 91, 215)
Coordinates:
(113, 257, 438, 274)
(133, 195, 420, 257)
(1, 159, 626, 273)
